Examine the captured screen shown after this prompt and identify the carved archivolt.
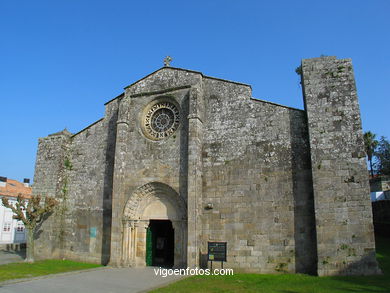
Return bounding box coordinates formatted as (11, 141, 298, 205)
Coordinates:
(123, 182, 186, 221)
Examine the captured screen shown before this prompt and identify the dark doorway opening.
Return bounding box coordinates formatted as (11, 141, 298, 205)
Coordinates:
(147, 220, 174, 267)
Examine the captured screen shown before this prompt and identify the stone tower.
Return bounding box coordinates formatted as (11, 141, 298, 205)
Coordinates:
(302, 56, 380, 275)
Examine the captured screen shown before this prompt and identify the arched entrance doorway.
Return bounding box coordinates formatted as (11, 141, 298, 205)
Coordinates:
(146, 220, 174, 267)
(121, 182, 187, 267)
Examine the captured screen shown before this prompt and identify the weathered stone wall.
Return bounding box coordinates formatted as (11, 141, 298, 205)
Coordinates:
(32, 59, 378, 275)
(302, 56, 380, 275)
(33, 68, 317, 272)
(200, 79, 316, 273)
(186, 83, 205, 268)
(109, 68, 202, 266)
(63, 102, 116, 263)
(33, 130, 71, 198)
(33, 99, 119, 264)
(107, 68, 317, 271)
(125, 67, 202, 95)
(33, 130, 71, 259)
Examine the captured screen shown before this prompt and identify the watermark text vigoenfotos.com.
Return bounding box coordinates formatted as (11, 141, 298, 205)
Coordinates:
(154, 267, 234, 278)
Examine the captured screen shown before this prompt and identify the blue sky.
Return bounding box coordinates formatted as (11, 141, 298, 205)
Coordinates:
(1, 0, 389, 182)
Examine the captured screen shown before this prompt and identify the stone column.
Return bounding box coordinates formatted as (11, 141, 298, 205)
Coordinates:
(135, 220, 149, 267)
(130, 220, 136, 266)
(121, 220, 128, 265)
(187, 84, 204, 267)
(121, 220, 133, 266)
(301, 56, 380, 275)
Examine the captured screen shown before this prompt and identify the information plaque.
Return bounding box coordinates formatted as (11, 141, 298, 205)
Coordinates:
(208, 242, 227, 262)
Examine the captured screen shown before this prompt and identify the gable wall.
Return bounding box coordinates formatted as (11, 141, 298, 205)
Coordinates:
(108, 69, 202, 265)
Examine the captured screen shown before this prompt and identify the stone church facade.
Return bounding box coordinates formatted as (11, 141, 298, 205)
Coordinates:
(33, 56, 380, 276)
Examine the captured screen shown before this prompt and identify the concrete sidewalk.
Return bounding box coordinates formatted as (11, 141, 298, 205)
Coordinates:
(0, 249, 25, 265)
(0, 267, 183, 293)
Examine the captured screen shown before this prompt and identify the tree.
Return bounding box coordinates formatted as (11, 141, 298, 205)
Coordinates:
(375, 136, 390, 176)
(1, 194, 58, 263)
(363, 131, 378, 177)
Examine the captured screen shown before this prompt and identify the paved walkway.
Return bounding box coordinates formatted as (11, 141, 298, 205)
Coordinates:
(0, 267, 183, 293)
(0, 249, 25, 265)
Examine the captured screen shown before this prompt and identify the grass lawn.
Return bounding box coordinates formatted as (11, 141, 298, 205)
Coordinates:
(0, 259, 101, 282)
(152, 236, 390, 293)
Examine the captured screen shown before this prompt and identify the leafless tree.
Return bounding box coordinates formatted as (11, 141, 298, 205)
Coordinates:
(1, 194, 58, 262)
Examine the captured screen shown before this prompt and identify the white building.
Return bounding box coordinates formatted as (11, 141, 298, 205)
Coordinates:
(0, 177, 31, 244)
(370, 176, 390, 202)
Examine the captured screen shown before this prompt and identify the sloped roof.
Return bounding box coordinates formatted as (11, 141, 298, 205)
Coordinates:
(0, 178, 32, 199)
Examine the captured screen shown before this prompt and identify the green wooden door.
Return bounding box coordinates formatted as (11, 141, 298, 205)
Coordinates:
(146, 226, 152, 266)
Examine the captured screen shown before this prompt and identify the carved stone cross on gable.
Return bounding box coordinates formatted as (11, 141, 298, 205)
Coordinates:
(164, 56, 172, 67)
